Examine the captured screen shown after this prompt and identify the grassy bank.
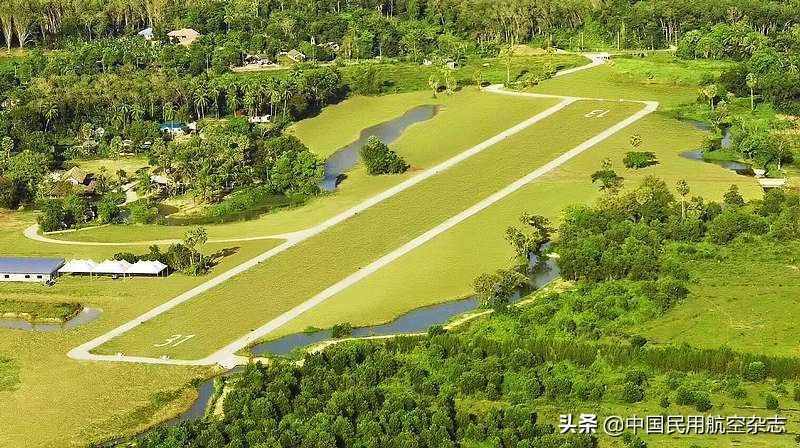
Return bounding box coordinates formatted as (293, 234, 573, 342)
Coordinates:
(0, 300, 82, 322)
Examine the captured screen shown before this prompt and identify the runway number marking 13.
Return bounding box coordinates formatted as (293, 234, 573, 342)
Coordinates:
(585, 109, 610, 118)
(153, 334, 196, 348)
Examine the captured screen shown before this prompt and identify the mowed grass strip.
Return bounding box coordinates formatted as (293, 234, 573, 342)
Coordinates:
(94, 100, 643, 359)
(51, 90, 553, 244)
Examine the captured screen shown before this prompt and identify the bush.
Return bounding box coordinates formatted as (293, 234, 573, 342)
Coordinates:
(744, 361, 767, 382)
(623, 151, 658, 169)
(621, 382, 645, 403)
(331, 322, 353, 339)
(37, 199, 66, 232)
(693, 391, 713, 412)
(359, 136, 409, 175)
(765, 393, 779, 410)
(127, 200, 159, 224)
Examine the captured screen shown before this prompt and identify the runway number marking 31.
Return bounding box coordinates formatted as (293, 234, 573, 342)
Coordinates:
(153, 334, 196, 348)
(585, 109, 610, 118)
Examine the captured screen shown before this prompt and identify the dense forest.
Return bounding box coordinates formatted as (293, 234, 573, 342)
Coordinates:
(2, 0, 800, 53)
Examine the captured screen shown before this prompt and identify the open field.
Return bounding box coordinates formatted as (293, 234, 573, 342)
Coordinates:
(91, 99, 643, 359)
(0, 211, 283, 447)
(237, 53, 589, 94)
(635, 240, 800, 358)
(74, 157, 150, 176)
(46, 89, 554, 244)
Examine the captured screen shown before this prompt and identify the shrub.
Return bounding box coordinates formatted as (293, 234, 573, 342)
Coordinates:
(693, 391, 713, 412)
(765, 393, 779, 410)
(127, 200, 159, 224)
(621, 382, 645, 403)
(659, 395, 671, 409)
(623, 151, 658, 169)
(331, 322, 353, 339)
(37, 199, 66, 232)
(359, 136, 409, 175)
(744, 361, 767, 382)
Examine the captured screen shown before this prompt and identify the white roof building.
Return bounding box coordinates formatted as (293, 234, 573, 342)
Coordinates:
(59, 259, 98, 274)
(92, 260, 132, 276)
(126, 260, 168, 276)
(167, 28, 201, 47)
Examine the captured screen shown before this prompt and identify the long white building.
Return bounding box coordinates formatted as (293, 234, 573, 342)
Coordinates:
(0, 257, 65, 284)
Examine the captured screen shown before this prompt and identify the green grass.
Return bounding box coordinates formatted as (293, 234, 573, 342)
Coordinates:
(634, 239, 800, 358)
(611, 53, 735, 86)
(340, 54, 589, 94)
(237, 54, 588, 95)
(93, 100, 643, 359)
(0, 356, 19, 391)
(74, 157, 150, 177)
(0, 300, 82, 322)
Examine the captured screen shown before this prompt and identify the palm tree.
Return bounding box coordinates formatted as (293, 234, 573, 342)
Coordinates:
(43, 103, 58, 131)
(701, 84, 718, 111)
(746, 73, 757, 111)
(676, 179, 689, 219)
(427, 74, 440, 98)
(225, 84, 240, 115)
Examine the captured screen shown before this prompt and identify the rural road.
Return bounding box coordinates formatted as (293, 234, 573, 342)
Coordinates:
(66, 52, 660, 367)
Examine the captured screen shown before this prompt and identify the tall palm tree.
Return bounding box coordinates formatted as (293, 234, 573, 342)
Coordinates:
(746, 73, 757, 111)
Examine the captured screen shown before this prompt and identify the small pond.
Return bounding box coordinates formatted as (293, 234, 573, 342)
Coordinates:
(0, 307, 102, 332)
(320, 105, 440, 191)
(679, 150, 754, 176)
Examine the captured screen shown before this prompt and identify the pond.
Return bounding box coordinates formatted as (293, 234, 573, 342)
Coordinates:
(0, 307, 102, 332)
(679, 149, 754, 176)
(320, 105, 440, 191)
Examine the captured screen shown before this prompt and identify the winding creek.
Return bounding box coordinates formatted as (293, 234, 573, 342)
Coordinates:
(679, 121, 755, 176)
(176, 258, 560, 423)
(320, 105, 441, 191)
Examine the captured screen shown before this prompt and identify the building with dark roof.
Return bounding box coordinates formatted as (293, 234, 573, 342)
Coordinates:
(0, 257, 65, 284)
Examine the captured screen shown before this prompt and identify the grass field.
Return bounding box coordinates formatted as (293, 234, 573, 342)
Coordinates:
(75, 157, 150, 176)
(635, 239, 800, 358)
(92, 100, 643, 359)
(0, 211, 283, 447)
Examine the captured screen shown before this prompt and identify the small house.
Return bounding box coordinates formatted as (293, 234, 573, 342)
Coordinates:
(167, 28, 201, 47)
(160, 121, 187, 136)
(61, 167, 97, 195)
(138, 27, 154, 40)
(0, 257, 65, 283)
(286, 49, 306, 62)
